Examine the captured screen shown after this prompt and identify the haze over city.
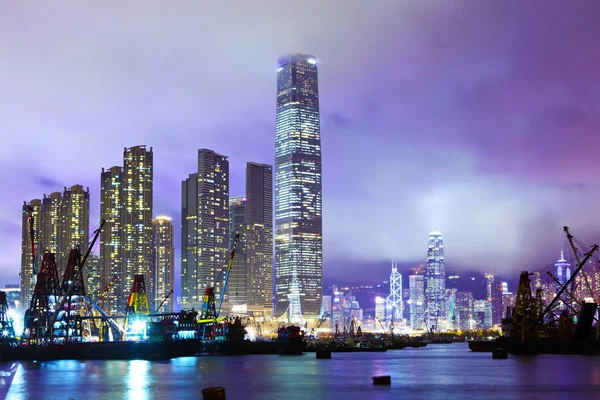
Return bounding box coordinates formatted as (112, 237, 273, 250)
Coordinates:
(1, 0, 600, 287)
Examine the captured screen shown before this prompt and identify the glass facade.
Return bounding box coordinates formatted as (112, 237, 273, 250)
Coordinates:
(425, 231, 446, 331)
(153, 217, 174, 312)
(275, 53, 323, 318)
(409, 274, 426, 330)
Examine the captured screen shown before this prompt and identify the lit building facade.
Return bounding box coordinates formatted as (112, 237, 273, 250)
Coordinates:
(100, 166, 124, 314)
(59, 185, 90, 265)
(123, 146, 154, 308)
(456, 291, 474, 331)
(387, 261, 402, 322)
(20, 199, 42, 308)
(275, 53, 323, 318)
(244, 163, 274, 314)
(409, 274, 426, 330)
(445, 288, 458, 331)
(228, 196, 247, 306)
(39, 192, 62, 261)
(153, 217, 174, 312)
(181, 149, 229, 309)
(425, 231, 445, 331)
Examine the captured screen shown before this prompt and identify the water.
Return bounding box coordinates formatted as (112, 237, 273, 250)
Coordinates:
(2, 343, 600, 399)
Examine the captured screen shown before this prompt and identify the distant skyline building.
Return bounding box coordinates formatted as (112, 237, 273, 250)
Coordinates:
(100, 166, 124, 314)
(153, 216, 174, 312)
(123, 146, 154, 308)
(181, 149, 229, 309)
(555, 250, 571, 287)
(445, 288, 458, 331)
(387, 261, 402, 321)
(409, 274, 426, 330)
(425, 231, 446, 332)
(275, 53, 323, 318)
(59, 185, 90, 266)
(456, 291, 474, 330)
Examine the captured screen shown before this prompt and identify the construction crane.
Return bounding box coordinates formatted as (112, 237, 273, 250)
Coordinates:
(216, 233, 240, 319)
(154, 289, 174, 314)
(51, 220, 105, 336)
(311, 313, 329, 336)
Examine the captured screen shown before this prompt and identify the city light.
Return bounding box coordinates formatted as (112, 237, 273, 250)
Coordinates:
(307, 58, 317, 65)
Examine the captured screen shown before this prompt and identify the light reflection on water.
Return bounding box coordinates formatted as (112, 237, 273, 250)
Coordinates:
(1, 343, 600, 400)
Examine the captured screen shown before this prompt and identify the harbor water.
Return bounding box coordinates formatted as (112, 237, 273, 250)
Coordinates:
(2, 343, 600, 399)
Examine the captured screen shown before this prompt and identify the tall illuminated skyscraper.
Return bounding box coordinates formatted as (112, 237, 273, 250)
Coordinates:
(153, 216, 174, 312)
(425, 231, 445, 332)
(123, 146, 154, 308)
(181, 149, 229, 309)
(21, 199, 42, 308)
(387, 261, 402, 321)
(228, 196, 247, 306)
(409, 274, 425, 330)
(100, 166, 124, 314)
(275, 53, 323, 318)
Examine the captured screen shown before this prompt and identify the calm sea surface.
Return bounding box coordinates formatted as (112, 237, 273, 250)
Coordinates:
(2, 343, 600, 399)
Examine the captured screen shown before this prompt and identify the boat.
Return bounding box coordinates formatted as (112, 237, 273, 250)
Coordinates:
(277, 325, 306, 355)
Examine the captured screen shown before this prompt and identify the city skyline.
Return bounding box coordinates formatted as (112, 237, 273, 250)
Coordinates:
(2, 2, 600, 287)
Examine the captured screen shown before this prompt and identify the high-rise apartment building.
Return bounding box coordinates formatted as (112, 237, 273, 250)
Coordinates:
(425, 231, 445, 331)
(39, 192, 62, 261)
(21, 199, 42, 307)
(409, 274, 426, 330)
(153, 216, 174, 312)
(59, 185, 90, 265)
(181, 149, 229, 309)
(275, 53, 323, 318)
(100, 166, 124, 314)
(98, 146, 153, 315)
(123, 146, 154, 307)
(21, 186, 91, 309)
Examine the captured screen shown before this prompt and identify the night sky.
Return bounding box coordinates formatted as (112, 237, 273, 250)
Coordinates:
(1, 1, 599, 287)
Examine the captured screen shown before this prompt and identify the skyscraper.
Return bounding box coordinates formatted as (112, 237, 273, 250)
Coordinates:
(409, 274, 425, 330)
(153, 216, 174, 312)
(425, 231, 445, 332)
(275, 53, 323, 318)
(123, 146, 154, 308)
(228, 196, 247, 307)
(181, 149, 229, 309)
(387, 261, 402, 321)
(21, 199, 42, 308)
(100, 166, 124, 314)
(245, 162, 273, 314)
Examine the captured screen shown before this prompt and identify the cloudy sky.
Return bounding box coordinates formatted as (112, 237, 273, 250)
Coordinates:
(1, 0, 599, 286)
